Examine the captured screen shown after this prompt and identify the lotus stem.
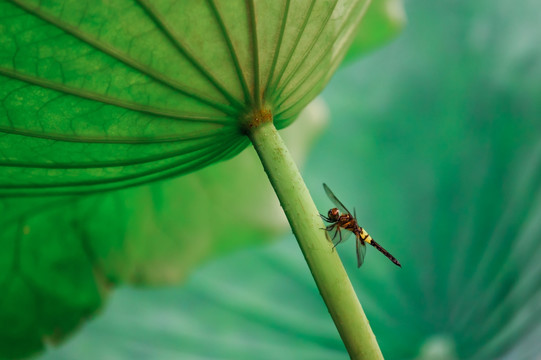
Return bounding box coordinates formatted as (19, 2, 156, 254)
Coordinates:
(247, 119, 384, 360)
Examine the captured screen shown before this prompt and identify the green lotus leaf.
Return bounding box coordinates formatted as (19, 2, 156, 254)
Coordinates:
(343, 0, 405, 63)
(0, 0, 384, 195)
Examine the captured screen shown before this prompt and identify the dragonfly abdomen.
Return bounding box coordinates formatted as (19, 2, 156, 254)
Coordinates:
(357, 227, 373, 244)
(370, 239, 402, 267)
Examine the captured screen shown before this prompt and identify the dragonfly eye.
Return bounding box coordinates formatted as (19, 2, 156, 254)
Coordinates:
(328, 208, 340, 221)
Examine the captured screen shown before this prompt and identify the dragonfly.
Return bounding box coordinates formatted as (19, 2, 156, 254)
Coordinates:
(320, 183, 401, 268)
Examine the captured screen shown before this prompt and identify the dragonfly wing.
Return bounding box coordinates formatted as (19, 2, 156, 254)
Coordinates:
(356, 236, 367, 268)
(323, 183, 353, 216)
(329, 226, 353, 246)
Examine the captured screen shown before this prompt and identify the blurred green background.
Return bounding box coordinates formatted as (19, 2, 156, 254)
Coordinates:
(3, 0, 541, 358)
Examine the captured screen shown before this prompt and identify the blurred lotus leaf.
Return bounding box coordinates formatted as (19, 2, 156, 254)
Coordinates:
(343, 0, 405, 63)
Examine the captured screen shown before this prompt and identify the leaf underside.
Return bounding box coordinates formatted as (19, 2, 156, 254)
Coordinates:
(0, 0, 372, 195)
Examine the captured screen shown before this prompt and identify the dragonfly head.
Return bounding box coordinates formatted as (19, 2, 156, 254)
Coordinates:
(328, 208, 341, 222)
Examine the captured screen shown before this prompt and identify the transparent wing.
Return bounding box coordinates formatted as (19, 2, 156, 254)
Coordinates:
(323, 183, 353, 216)
(356, 235, 367, 268)
(327, 225, 353, 246)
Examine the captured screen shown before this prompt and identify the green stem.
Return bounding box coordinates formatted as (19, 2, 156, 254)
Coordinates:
(247, 120, 384, 360)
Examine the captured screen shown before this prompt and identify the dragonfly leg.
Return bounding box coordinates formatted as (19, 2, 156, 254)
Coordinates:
(321, 223, 335, 231)
(321, 223, 337, 242)
(333, 228, 344, 248)
(319, 213, 331, 222)
(332, 227, 340, 242)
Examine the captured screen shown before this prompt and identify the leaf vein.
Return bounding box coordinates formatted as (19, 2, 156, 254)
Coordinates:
(8, 0, 237, 116)
(134, 0, 245, 111)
